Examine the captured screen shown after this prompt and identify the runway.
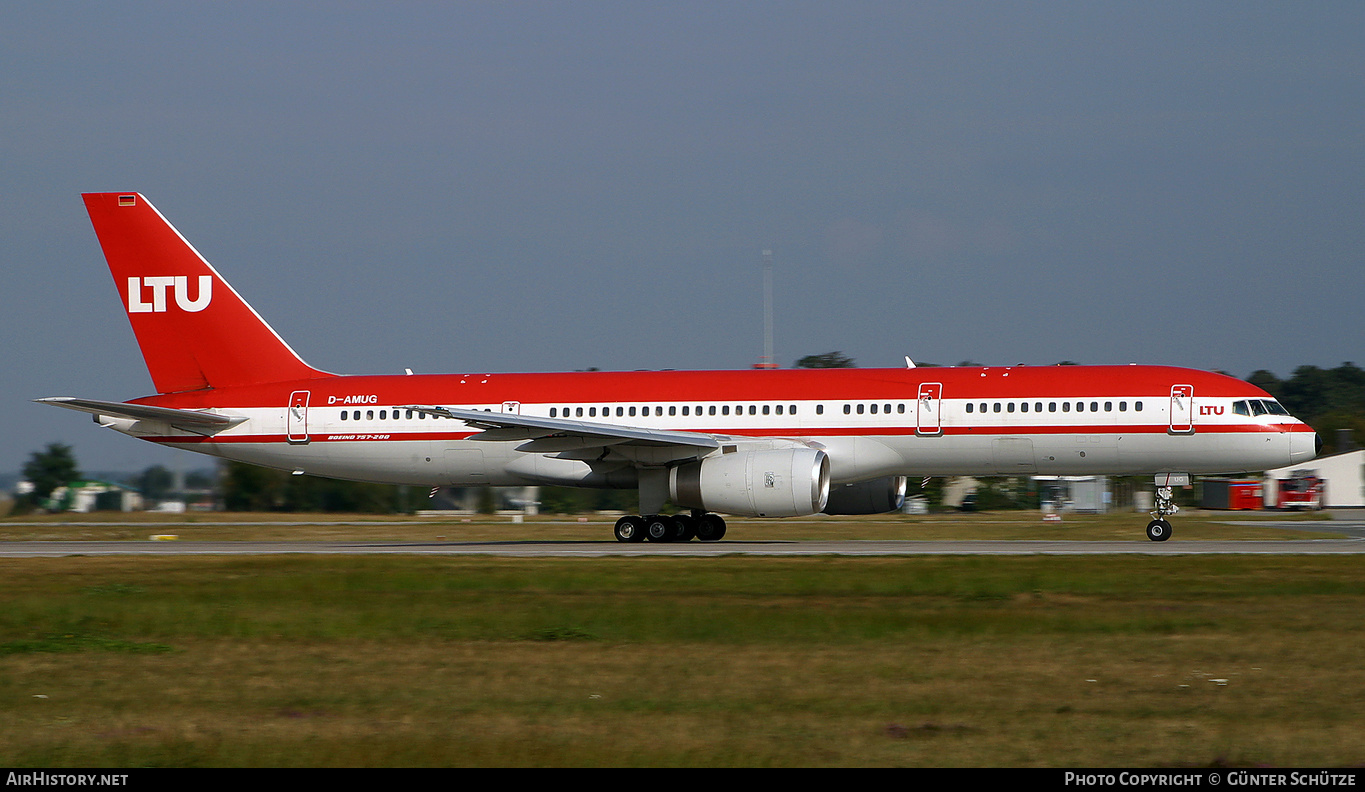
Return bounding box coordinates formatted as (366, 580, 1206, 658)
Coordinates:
(1, 537, 1363, 557)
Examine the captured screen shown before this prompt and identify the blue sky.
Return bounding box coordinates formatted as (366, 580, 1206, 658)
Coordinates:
(4, 2, 1362, 473)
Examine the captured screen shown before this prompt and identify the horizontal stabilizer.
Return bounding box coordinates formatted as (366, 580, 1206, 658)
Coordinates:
(35, 397, 244, 432)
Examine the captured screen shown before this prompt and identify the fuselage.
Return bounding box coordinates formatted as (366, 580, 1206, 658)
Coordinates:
(115, 364, 1317, 488)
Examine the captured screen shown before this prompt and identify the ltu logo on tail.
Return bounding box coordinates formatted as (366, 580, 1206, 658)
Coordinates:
(127, 276, 212, 313)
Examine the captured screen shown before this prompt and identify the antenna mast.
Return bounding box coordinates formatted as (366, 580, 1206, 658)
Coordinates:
(755, 249, 777, 369)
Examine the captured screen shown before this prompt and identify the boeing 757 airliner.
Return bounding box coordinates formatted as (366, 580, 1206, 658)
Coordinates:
(39, 193, 1320, 542)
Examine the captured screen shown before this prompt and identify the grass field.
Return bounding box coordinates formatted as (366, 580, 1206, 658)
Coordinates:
(0, 511, 1361, 767)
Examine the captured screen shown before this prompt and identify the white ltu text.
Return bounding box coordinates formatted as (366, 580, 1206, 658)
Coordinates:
(127, 275, 212, 313)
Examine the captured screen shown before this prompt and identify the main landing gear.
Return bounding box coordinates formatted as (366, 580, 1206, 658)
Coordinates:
(1145, 485, 1179, 542)
(613, 511, 727, 543)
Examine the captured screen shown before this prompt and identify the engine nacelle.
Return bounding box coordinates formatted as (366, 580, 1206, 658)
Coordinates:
(823, 476, 907, 515)
(669, 448, 830, 517)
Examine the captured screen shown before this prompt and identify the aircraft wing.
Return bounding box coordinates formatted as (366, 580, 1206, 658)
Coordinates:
(35, 397, 245, 433)
(404, 405, 721, 450)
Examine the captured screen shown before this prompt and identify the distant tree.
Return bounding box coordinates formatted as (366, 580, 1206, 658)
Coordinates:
(477, 486, 497, 514)
(132, 465, 174, 500)
(220, 461, 406, 513)
(795, 351, 856, 369)
(185, 469, 216, 490)
(22, 443, 80, 501)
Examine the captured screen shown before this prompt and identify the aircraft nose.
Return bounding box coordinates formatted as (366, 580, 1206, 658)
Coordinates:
(1288, 430, 1320, 465)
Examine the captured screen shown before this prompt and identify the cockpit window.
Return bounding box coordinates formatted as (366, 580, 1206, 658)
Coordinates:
(1233, 400, 1250, 416)
(1263, 400, 1290, 416)
(1249, 400, 1268, 416)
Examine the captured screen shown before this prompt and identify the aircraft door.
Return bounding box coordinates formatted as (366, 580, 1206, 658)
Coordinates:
(501, 401, 521, 414)
(916, 383, 943, 436)
(1169, 384, 1194, 434)
(287, 390, 310, 444)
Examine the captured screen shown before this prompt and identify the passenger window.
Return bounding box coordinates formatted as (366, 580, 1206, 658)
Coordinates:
(993, 403, 1001, 413)
(1105, 402, 1112, 412)
(775, 405, 783, 415)
(1135, 401, 1143, 411)
(669, 406, 676, 416)
(870, 404, 878, 415)
(844, 404, 851, 415)
(340, 411, 348, 420)
(791, 404, 797, 414)
(1119, 402, 1127, 412)
(681, 406, 689, 416)
(897, 404, 904, 414)
(1063, 402, 1070, 412)
(1091, 402, 1099, 412)
(883, 403, 891, 413)
(1049, 402, 1057, 412)
(1007, 402, 1015, 413)
(816, 404, 824, 415)
(1021, 402, 1029, 413)
(709, 406, 717, 416)
(550, 408, 557, 418)
(966, 403, 974, 413)
(856, 404, 865, 415)
(722, 405, 730, 416)
(749, 405, 756, 415)
(616, 407, 624, 417)
(763, 405, 771, 415)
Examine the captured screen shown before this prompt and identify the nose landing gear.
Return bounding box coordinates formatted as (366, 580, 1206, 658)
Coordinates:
(1145, 483, 1180, 542)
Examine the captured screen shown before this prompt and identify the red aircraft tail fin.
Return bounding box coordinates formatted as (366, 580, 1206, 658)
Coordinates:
(82, 192, 331, 393)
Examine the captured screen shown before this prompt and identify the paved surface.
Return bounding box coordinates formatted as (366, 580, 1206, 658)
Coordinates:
(1, 538, 1362, 557)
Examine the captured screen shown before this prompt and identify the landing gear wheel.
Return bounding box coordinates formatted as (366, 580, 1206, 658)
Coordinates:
(694, 513, 727, 542)
(644, 514, 676, 542)
(1146, 519, 1172, 542)
(614, 515, 646, 543)
(672, 514, 697, 542)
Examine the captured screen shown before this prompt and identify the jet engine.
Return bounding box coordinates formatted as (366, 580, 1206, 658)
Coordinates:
(669, 448, 830, 517)
(823, 476, 907, 515)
